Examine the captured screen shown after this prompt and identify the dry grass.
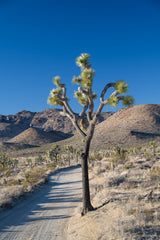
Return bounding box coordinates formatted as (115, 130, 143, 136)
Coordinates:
(0, 151, 75, 210)
(67, 147, 160, 240)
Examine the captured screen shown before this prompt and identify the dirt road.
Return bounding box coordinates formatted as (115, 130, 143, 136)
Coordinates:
(0, 166, 82, 240)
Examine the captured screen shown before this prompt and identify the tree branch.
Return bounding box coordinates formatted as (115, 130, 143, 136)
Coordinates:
(86, 89, 93, 122)
(103, 89, 119, 105)
(61, 86, 77, 119)
(100, 82, 115, 103)
(79, 103, 89, 118)
(92, 83, 118, 126)
(62, 105, 87, 138)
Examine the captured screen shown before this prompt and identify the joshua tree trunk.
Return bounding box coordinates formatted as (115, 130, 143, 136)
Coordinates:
(81, 128, 94, 215)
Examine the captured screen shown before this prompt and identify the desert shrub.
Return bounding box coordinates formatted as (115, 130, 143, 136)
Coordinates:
(121, 180, 138, 189)
(130, 146, 142, 155)
(46, 162, 57, 169)
(22, 167, 46, 186)
(112, 147, 128, 165)
(26, 158, 32, 166)
(124, 163, 133, 169)
(128, 207, 155, 223)
(35, 154, 46, 165)
(6, 180, 21, 187)
(147, 167, 160, 180)
(136, 146, 142, 152)
(89, 154, 96, 161)
(4, 170, 11, 177)
(94, 167, 106, 176)
(89, 151, 102, 161)
(106, 173, 126, 187)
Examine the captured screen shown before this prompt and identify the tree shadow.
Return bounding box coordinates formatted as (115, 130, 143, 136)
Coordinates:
(0, 166, 82, 235)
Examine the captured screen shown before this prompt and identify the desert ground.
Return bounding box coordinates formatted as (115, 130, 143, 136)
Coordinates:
(1, 104, 160, 239)
(0, 166, 81, 240)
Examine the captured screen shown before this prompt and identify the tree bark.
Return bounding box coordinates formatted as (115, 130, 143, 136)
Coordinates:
(81, 128, 95, 215)
(81, 152, 94, 215)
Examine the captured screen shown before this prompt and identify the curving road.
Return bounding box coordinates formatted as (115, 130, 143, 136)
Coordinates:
(0, 166, 82, 240)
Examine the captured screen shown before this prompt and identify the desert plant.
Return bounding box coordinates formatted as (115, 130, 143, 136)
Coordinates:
(0, 153, 18, 170)
(74, 147, 83, 164)
(90, 150, 102, 161)
(0, 152, 9, 170)
(22, 167, 46, 186)
(111, 147, 128, 168)
(149, 141, 157, 156)
(46, 145, 61, 163)
(48, 53, 134, 215)
(35, 154, 46, 165)
(26, 158, 32, 167)
(64, 145, 74, 166)
(147, 167, 160, 180)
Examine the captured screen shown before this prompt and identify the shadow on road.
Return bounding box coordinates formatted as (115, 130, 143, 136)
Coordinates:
(0, 166, 82, 235)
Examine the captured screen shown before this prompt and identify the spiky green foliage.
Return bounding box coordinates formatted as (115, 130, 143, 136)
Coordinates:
(81, 68, 95, 89)
(81, 78, 92, 89)
(51, 88, 62, 95)
(74, 91, 82, 98)
(76, 53, 90, 69)
(53, 76, 61, 86)
(72, 76, 82, 84)
(48, 53, 134, 117)
(115, 80, 128, 94)
(149, 141, 156, 147)
(108, 95, 119, 107)
(47, 95, 62, 106)
(81, 69, 95, 80)
(74, 91, 88, 106)
(122, 95, 134, 106)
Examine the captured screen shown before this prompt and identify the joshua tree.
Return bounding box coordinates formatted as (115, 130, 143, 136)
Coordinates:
(75, 147, 83, 164)
(46, 144, 61, 163)
(0, 152, 10, 170)
(64, 145, 74, 166)
(48, 53, 134, 215)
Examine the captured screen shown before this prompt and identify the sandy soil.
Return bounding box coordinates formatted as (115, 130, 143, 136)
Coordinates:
(67, 155, 160, 240)
(0, 166, 82, 240)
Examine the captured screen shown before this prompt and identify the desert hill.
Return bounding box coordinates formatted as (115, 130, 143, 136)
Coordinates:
(0, 109, 112, 148)
(91, 104, 160, 148)
(30, 109, 112, 133)
(42, 104, 160, 151)
(0, 111, 36, 142)
(7, 127, 70, 146)
(1, 104, 160, 152)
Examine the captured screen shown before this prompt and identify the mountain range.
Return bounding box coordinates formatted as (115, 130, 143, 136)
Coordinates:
(1, 104, 160, 152)
(0, 109, 112, 150)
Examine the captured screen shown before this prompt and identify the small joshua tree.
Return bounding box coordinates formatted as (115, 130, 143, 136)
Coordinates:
(64, 145, 74, 166)
(46, 144, 61, 163)
(48, 53, 134, 215)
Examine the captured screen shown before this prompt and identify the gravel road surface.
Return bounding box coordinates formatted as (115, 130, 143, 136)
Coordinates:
(0, 166, 82, 240)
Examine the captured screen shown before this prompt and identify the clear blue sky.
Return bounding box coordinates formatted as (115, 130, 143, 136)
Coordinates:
(0, 0, 160, 115)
